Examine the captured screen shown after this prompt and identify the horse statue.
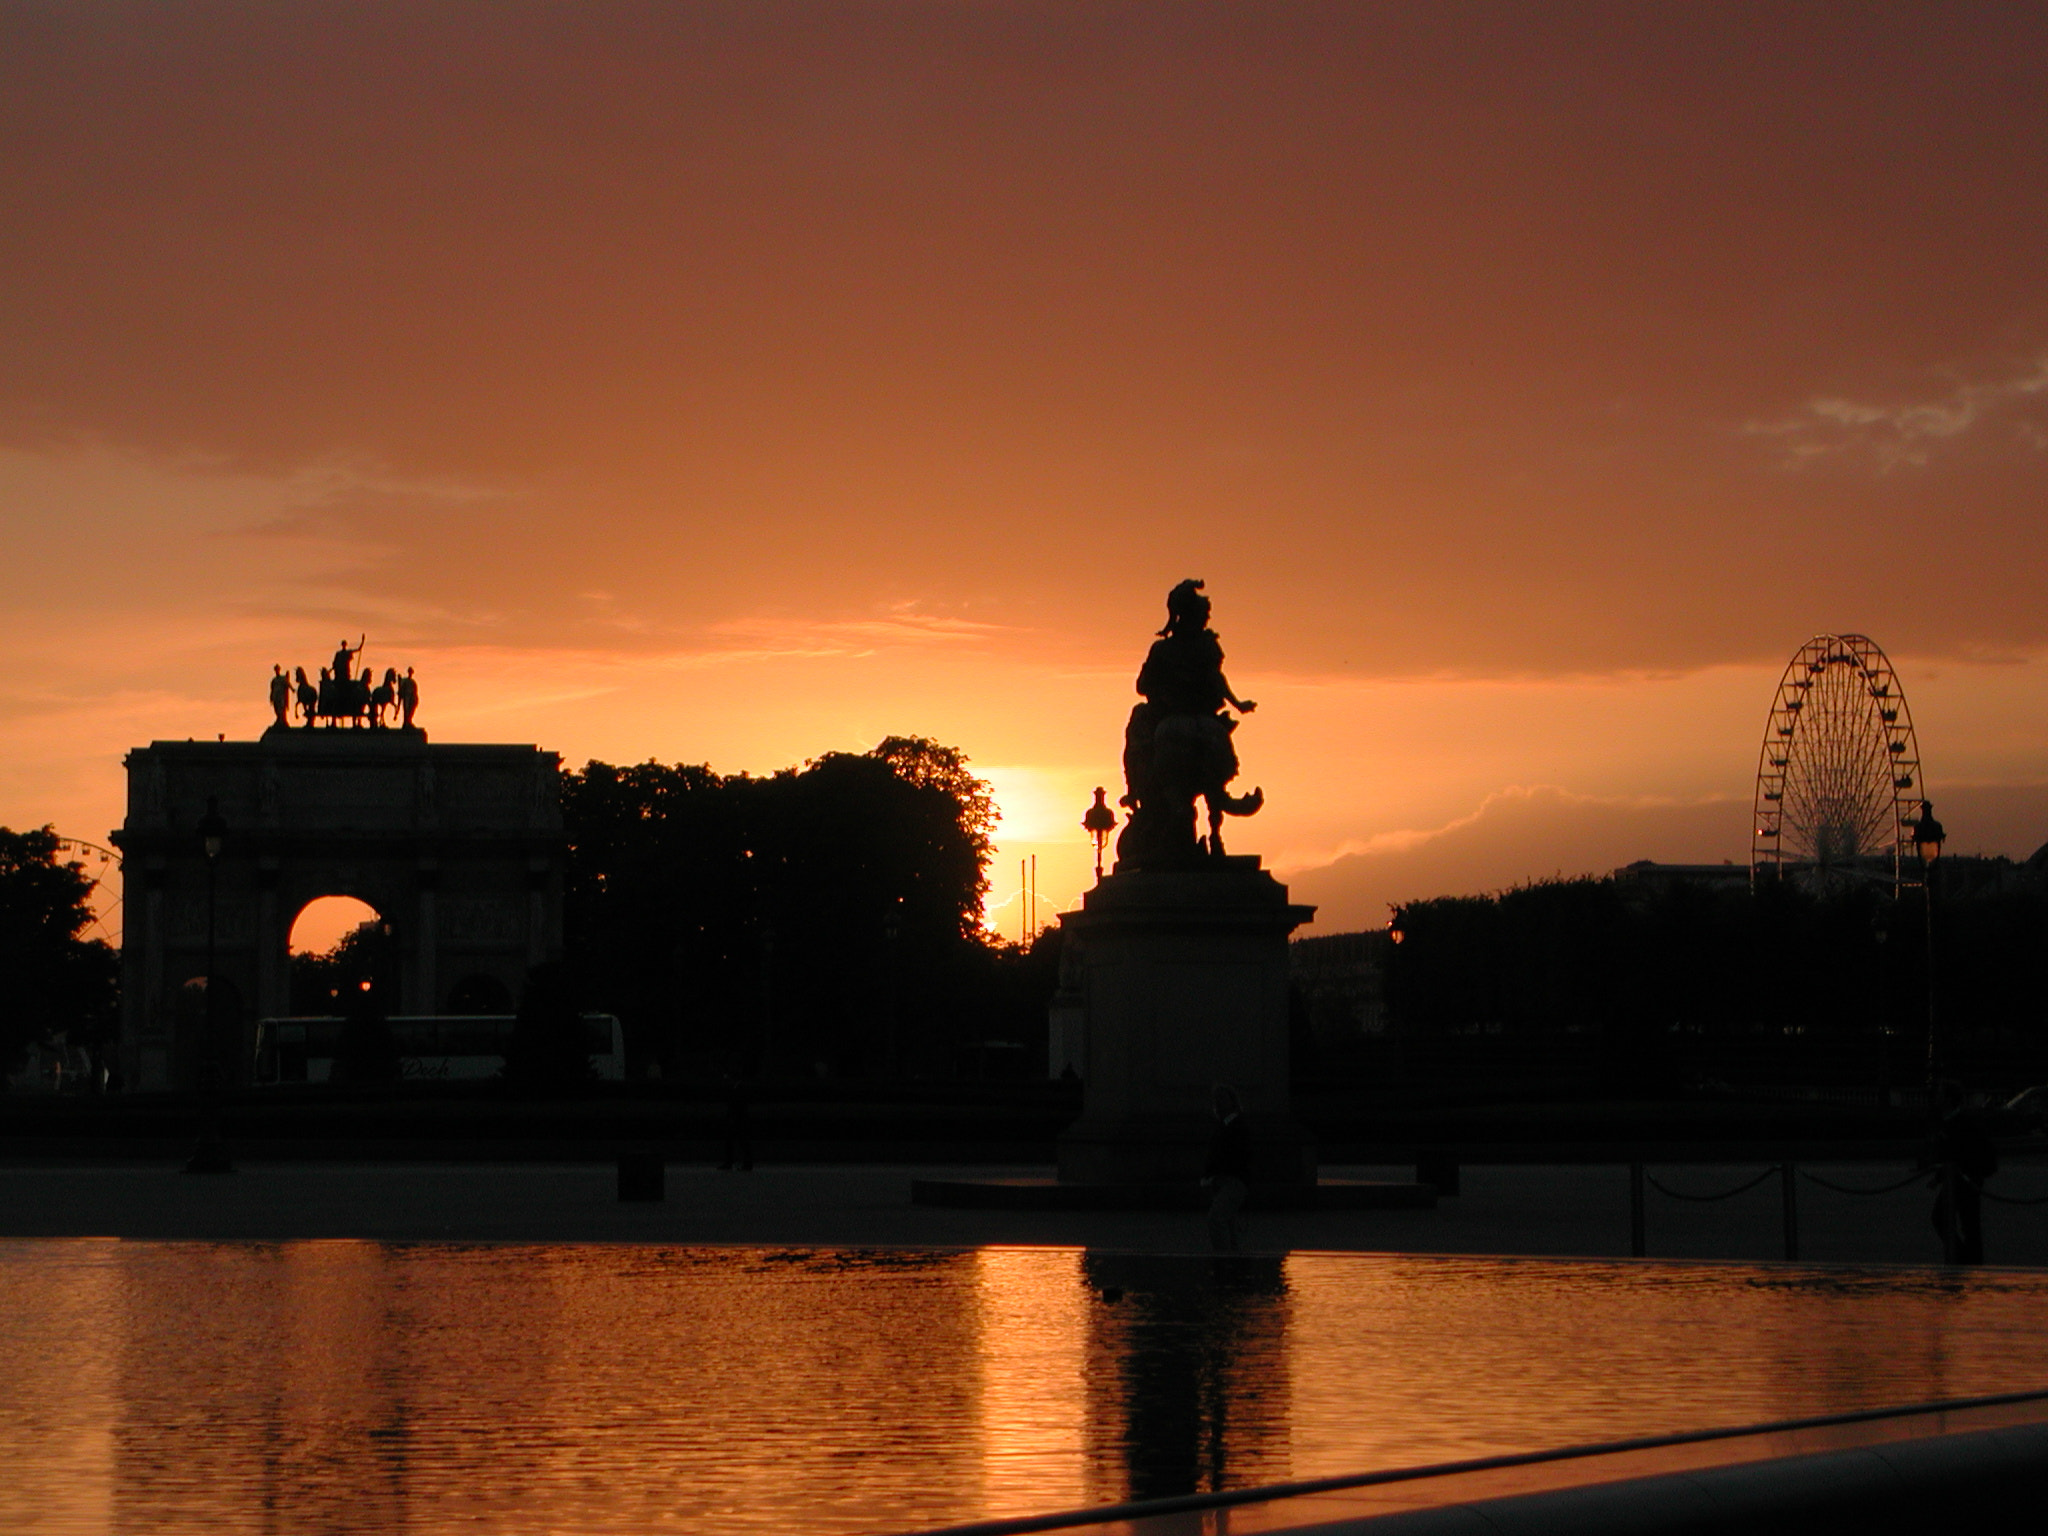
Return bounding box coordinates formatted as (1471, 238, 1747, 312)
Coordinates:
(1114, 580, 1264, 869)
(369, 668, 398, 727)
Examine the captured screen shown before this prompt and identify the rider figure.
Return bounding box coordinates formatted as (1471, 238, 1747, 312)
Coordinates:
(1118, 580, 1262, 866)
(332, 637, 363, 684)
(1135, 580, 1256, 721)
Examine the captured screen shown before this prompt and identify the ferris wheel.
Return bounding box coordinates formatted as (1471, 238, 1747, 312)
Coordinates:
(1751, 634, 1924, 890)
(54, 837, 123, 946)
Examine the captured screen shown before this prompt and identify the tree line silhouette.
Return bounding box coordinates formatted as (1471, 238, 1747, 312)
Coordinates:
(560, 736, 1055, 1080)
(0, 827, 120, 1083)
(1371, 861, 2048, 1091)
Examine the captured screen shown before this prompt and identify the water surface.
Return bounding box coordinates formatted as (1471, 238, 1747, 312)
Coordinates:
(5, 1241, 2047, 1534)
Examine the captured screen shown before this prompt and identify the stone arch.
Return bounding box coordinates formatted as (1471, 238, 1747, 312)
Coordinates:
(445, 972, 515, 1015)
(113, 729, 563, 1090)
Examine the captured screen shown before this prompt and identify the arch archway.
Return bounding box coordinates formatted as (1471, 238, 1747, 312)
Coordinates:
(288, 895, 391, 1016)
(289, 895, 383, 958)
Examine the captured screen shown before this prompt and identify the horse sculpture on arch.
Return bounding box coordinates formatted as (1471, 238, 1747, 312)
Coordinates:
(269, 637, 422, 731)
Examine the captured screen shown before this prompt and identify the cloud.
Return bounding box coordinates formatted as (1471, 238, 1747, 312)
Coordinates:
(1749, 357, 2048, 471)
(1283, 786, 1759, 932)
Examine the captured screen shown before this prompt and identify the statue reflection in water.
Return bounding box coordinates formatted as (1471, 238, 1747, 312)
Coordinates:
(1082, 1251, 1292, 1502)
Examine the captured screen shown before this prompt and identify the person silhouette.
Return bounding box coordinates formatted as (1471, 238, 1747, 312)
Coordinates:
(1203, 1084, 1252, 1251)
(268, 665, 291, 729)
(332, 637, 362, 684)
(398, 667, 419, 728)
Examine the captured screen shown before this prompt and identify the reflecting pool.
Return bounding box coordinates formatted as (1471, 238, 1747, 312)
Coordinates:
(5, 1242, 2048, 1534)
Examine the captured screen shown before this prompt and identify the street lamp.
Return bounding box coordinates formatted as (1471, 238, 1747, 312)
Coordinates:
(1909, 800, 1945, 1091)
(186, 798, 232, 1174)
(1082, 788, 1117, 882)
(1387, 907, 1406, 945)
(1911, 800, 1946, 870)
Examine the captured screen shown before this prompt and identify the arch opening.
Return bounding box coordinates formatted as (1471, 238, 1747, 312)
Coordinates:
(288, 896, 392, 1016)
(289, 895, 383, 958)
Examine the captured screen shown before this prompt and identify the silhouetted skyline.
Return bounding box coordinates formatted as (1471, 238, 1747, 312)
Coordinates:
(4, 2, 2047, 930)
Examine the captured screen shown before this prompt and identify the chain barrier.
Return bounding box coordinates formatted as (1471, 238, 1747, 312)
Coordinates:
(1799, 1169, 1924, 1196)
(1981, 1187, 2048, 1207)
(1797, 1166, 2048, 1204)
(1643, 1166, 1782, 1202)
(1624, 1156, 2046, 1264)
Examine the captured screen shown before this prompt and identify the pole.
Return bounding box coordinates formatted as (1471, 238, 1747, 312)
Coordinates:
(1781, 1162, 1799, 1262)
(1921, 861, 1939, 1093)
(1630, 1162, 1646, 1257)
(186, 850, 231, 1173)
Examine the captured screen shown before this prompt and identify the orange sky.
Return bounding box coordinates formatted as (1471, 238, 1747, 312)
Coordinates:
(5, 1, 2047, 940)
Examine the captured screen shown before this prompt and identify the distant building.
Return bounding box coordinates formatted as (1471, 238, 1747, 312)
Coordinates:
(1289, 929, 1389, 1043)
(1611, 860, 1751, 896)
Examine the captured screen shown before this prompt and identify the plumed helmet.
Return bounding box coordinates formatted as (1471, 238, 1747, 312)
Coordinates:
(1160, 578, 1209, 636)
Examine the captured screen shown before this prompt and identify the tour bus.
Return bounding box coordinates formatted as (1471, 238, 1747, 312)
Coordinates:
(252, 1014, 625, 1084)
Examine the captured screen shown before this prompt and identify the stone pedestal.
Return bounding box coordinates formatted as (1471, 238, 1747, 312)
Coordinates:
(1055, 857, 1316, 1185)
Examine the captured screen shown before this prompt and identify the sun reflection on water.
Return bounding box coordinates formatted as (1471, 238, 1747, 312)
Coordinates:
(4, 1242, 2048, 1535)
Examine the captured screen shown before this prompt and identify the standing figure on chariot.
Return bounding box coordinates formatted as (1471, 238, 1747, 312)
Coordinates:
(1116, 580, 1264, 869)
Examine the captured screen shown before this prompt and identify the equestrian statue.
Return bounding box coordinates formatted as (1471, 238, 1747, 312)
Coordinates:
(1116, 580, 1263, 870)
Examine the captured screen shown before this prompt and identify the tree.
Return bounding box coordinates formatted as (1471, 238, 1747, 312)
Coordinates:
(0, 827, 120, 1078)
(289, 921, 387, 1015)
(559, 737, 1003, 1076)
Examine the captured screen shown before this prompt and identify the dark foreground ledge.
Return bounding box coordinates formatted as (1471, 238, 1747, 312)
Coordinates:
(907, 1388, 2048, 1536)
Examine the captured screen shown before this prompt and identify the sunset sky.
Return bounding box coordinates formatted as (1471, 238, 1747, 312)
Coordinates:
(5, 1, 2047, 943)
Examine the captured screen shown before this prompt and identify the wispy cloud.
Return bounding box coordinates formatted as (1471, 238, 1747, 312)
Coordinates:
(1273, 784, 1740, 877)
(708, 604, 1016, 658)
(1748, 357, 2048, 471)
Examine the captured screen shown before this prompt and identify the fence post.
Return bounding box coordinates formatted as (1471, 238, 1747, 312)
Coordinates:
(1630, 1162, 1646, 1257)
(1781, 1162, 1798, 1262)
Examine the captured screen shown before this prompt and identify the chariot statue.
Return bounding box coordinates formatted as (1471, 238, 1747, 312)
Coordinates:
(266, 636, 421, 731)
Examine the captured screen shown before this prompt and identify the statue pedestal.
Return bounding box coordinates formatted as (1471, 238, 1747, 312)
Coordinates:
(1055, 857, 1317, 1185)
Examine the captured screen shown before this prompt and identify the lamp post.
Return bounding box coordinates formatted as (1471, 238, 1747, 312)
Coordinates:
(1082, 788, 1117, 882)
(882, 897, 901, 1077)
(186, 798, 232, 1174)
(1910, 800, 1946, 1091)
